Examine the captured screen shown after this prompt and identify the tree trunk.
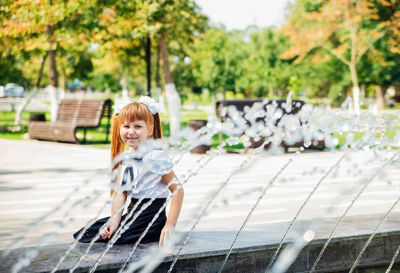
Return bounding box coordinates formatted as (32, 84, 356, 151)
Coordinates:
(60, 62, 67, 91)
(349, 62, 360, 115)
(15, 52, 48, 125)
(155, 44, 161, 88)
(47, 24, 60, 122)
(48, 49, 58, 88)
(154, 43, 165, 113)
(145, 36, 152, 97)
(159, 33, 181, 138)
(349, 25, 360, 115)
(160, 34, 173, 84)
(376, 85, 385, 111)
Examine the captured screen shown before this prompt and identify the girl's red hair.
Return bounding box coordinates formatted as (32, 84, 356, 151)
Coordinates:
(111, 101, 162, 166)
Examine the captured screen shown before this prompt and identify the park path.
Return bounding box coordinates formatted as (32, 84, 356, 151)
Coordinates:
(1, 139, 400, 251)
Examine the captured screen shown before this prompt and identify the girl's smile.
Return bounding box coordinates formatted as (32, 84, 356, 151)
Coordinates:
(120, 120, 153, 150)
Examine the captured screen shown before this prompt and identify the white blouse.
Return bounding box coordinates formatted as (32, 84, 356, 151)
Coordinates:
(117, 143, 173, 199)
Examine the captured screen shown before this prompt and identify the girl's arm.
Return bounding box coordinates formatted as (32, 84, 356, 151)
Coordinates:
(159, 171, 184, 246)
(102, 191, 127, 239)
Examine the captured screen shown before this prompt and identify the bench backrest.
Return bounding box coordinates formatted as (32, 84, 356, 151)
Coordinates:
(56, 99, 111, 127)
(216, 99, 305, 120)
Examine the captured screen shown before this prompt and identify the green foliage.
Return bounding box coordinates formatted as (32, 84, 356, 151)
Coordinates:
(190, 27, 234, 93)
(359, 37, 400, 88)
(235, 27, 295, 98)
(183, 91, 213, 106)
(86, 72, 120, 92)
(0, 54, 27, 87)
(0, 0, 398, 104)
(294, 57, 351, 105)
(68, 52, 94, 81)
(159, 108, 209, 124)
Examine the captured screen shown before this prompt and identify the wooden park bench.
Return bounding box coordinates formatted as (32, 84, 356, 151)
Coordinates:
(215, 99, 324, 150)
(29, 98, 112, 144)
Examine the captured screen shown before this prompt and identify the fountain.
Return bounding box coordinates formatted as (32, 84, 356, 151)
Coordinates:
(1, 97, 400, 273)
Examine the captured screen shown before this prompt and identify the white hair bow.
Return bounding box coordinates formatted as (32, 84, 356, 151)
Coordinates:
(112, 96, 161, 115)
(112, 97, 132, 115)
(138, 96, 161, 115)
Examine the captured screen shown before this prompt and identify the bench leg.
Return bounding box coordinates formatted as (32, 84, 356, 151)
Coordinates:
(83, 128, 87, 144)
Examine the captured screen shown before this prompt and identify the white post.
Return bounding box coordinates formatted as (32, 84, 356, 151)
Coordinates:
(15, 88, 38, 125)
(165, 83, 181, 138)
(48, 85, 59, 122)
(155, 87, 166, 114)
(286, 90, 294, 112)
(122, 89, 129, 99)
(353, 86, 360, 115)
(120, 78, 129, 99)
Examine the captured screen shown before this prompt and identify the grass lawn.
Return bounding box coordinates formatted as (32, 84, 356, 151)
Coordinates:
(2, 107, 396, 151)
(0, 111, 51, 140)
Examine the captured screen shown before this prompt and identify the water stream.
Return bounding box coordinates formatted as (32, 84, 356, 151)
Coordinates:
(2, 100, 400, 273)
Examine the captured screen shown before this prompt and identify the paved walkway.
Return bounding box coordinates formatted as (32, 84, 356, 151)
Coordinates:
(1, 139, 400, 253)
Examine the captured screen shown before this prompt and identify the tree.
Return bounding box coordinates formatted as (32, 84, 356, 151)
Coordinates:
(86, 0, 206, 137)
(152, 0, 207, 137)
(90, 1, 154, 97)
(0, 0, 102, 122)
(282, 0, 399, 113)
(236, 27, 295, 98)
(0, 53, 27, 87)
(358, 36, 400, 109)
(365, 0, 400, 108)
(376, 0, 400, 54)
(190, 27, 244, 99)
(190, 27, 230, 95)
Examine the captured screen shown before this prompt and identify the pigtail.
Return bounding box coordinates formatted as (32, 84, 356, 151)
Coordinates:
(111, 114, 125, 165)
(110, 114, 125, 197)
(152, 113, 162, 139)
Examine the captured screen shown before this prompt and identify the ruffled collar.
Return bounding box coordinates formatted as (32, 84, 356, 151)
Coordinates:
(127, 141, 154, 160)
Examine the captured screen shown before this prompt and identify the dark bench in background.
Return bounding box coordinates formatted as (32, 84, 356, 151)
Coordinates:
(215, 99, 324, 150)
(29, 98, 112, 144)
(216, 99, 305, 121)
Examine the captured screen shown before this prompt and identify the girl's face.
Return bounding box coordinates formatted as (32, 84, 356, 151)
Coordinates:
(120, 120, 153, 150)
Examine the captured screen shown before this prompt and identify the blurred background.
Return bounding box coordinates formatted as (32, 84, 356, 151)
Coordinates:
(0, 0, 399, 144)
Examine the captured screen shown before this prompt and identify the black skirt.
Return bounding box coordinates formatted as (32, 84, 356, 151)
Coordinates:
(73, 198, 166, 244)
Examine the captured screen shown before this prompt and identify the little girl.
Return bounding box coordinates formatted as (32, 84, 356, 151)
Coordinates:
(74, 96, 184, 246)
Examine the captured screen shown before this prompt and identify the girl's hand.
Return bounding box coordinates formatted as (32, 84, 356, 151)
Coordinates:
(101, 220, 119, 240)
(159, 223, 175, 246)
